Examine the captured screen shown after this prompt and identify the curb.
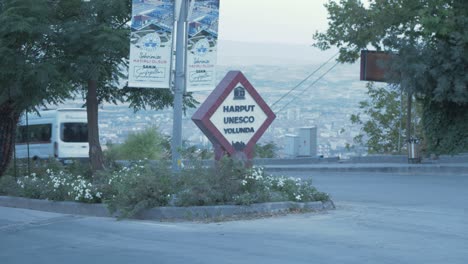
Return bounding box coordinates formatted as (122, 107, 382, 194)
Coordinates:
(0, 196, 335, 221)
(264, 164, 468, 174)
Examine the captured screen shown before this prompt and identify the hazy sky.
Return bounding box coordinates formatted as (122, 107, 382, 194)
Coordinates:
(218, 0, 331, 45)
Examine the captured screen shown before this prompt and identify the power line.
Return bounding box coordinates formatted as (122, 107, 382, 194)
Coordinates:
(274, 61, 340, 115)
(270, 52, 339, 109)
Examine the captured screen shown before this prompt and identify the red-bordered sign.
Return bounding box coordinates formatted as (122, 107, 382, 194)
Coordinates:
(192, 71, 276, 160)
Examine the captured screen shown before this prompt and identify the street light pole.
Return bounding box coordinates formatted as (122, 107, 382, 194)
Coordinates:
(172, 0, 188, 172)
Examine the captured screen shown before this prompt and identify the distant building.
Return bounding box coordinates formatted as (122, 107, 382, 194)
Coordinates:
(284, 134, 299, 157)
(298, 127, 317, 157)
(284, 127, 317, 158)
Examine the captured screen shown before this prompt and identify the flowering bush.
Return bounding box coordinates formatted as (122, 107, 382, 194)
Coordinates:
(104, 160, 172, 218)
(9, 169, 101, 203)
(174, 158, 244, 206)
(0, 158, 330, 218)
(174, 158, 330, 206)
(234, 166, 330, 205)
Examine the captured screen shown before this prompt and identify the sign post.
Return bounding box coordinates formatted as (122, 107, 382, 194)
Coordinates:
(192, 71, 276, 164)
(171, 0, 188, 171)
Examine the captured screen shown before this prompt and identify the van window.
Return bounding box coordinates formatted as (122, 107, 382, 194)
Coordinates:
(16, 124, 52, 144)
(61, 123, 88, 143)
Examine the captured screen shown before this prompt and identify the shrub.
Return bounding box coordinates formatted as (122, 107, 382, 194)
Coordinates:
(2, 168, 101, 203)
(174, 158, 330, 206)
(0, 175, 21, 196)
(104, 126, 170, 161)
(234, 167, 330, 205)
(1, 156, 331, 219)
(174, 157, 247, 206)
(104, 160, 172, 218)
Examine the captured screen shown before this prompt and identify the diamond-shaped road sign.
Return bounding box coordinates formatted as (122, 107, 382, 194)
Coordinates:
(192, 71, 276, 160)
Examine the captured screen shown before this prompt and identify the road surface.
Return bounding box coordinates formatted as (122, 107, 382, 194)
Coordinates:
(1, 171, 467, 264)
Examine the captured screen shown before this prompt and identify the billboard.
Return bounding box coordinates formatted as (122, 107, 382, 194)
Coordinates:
(360, 50, 394, 82)
(186, 0, 220, 91)
(128, 0, 175, 89)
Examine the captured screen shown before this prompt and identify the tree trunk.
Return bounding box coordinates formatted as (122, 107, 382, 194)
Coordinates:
(86, 79, 105, 172)
(0, 101, 20, 177)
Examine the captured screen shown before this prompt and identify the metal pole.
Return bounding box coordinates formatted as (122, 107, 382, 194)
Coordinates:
(406, 91, 412, 144)
(26, 112, 30, 176)
(172, 0, 188, 172)
(398, 88, 403, 153)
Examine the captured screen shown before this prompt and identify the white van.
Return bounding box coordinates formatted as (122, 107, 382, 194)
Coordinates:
(15, 108, 89, 160)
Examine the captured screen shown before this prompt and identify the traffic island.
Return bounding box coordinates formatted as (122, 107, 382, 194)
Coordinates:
(0, 196, 335, 221)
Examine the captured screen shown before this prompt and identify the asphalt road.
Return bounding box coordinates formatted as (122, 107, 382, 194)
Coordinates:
(1, 171, 467, 264)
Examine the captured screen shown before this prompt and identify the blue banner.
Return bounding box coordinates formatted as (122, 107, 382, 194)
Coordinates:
(129, 0, 175, 89)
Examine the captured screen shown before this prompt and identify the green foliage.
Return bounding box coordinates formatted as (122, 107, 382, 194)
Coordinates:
(422, 100, 468, 154)
(174, 157, 330, 207)
(1, 158, 330, 219)
(104, 161, 173, 219)
(178, 145, 214, 161)
(235, 167, 330, 205)
(105, 127, 170, 161)
(174, 157, 245, 206)
(313, 0, 468, 154)
(0, 0, 73, 176)
(0, 0, 71, 111)
(1, 168, 102, 203)
(4, 158, 68, 179)
(254, 142, 278, 158)
(350, 82, 417, 154)
(0, 175, 20, 196)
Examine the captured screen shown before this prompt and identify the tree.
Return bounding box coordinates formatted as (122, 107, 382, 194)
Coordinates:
(55, 0, 131, 172)
(313, 0, 468, 154)
(350, 82, 423, 154)
(0, 0, 71, 177)
(57, 0, 197, 172)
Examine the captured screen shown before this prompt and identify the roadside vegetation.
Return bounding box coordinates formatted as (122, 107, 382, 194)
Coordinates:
(0, 158, 330, 219)
(0, 127, 329, 219)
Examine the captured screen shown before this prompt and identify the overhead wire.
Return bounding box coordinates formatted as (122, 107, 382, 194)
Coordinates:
(274, 61, 340, 115)
(270, 51, 339, 110)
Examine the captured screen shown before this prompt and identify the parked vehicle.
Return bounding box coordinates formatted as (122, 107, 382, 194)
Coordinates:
(15, 108, 89, 160)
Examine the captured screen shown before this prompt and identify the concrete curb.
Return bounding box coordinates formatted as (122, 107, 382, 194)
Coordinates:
(264, 164, 468, 174)
(0, 196, 335, 221)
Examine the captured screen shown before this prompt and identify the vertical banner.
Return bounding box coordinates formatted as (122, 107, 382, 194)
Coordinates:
(186, 0, 220, 91)
(129, 0, 175, 89)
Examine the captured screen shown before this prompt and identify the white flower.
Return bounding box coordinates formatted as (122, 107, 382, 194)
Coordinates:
(241, 180, 248, 186)
(96, 192, 102, 198)
(277, 179, 285, 187)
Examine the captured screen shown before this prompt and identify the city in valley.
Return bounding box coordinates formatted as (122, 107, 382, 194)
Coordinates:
(44, 40, 369, 158)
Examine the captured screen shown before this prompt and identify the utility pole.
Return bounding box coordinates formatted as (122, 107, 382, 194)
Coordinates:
(172, 0, 188, 172)
(406, 91, 412, 144)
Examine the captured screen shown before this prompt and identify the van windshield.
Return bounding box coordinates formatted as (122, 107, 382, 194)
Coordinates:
(61, 123, 88, 143)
